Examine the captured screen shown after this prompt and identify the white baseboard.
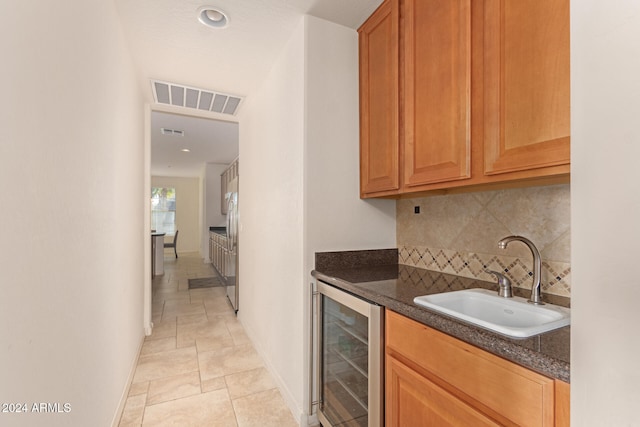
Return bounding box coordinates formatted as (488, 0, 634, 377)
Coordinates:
(111, 335, 145, 427)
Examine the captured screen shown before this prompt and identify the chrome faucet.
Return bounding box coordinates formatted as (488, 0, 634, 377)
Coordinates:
(485, 270, 513, 298)
(498, 236, 545, 305)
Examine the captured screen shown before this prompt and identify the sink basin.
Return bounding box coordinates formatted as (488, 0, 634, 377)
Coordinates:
(413, 288, 570, 338)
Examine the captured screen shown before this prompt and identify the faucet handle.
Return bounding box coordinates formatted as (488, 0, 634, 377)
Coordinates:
(484, 269, 513, 298)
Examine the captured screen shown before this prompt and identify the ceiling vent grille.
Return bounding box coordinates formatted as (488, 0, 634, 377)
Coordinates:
(160, 128, 184, 136)
(151, 80, 243, 116)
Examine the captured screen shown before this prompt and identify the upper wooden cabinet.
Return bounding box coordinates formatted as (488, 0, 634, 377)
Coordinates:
(358, 0, 570, 198)
(403, 0, 471, 188)
(359, 0, 400, 196)
(483, 0, 571, 175)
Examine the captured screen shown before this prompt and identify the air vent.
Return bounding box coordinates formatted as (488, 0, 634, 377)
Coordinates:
(152, 80, 243, 116)
(161, 128, 184, 136)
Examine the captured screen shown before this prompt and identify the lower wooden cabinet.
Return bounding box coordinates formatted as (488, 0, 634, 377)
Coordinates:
(387, 355, 500, 426)
(385, 310, 569, 426)
(555, 379, 570, 427)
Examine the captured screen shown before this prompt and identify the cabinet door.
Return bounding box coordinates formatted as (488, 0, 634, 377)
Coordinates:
(484, 0, 570, 175)
(403, 0, 471, 187)
(386, 310, 555, 426)
(359, 0, 400, 196)
(386, 355, 500, 427)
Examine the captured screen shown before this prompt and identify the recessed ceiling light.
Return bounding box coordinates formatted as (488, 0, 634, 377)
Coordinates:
(197, 6, 229, 29)
(181, 149, 191, 153)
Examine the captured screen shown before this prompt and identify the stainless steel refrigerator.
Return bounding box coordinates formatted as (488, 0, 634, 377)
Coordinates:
(225, 177, 239, 312)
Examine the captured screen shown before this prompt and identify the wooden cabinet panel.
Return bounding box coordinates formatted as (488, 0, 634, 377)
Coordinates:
(386, 310, 555, 426)
(359, 0, 400, 196)
(555, 379, 570, 427)
(403, 0, 471, 187)
(358, 0, 571, 198)
(483, 0, 570, 175)
(387, 355, 500, 427)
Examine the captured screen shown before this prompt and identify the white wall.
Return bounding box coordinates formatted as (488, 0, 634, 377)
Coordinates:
(302, 14, 396, 418)
(238, 15, 396, 425)
(238, 17, 307, 423)
(571, 2, 640, 425)
(0, 1, 145, 426)
(152, 176, 200, 254)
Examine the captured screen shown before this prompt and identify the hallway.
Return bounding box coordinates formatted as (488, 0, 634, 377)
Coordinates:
(118, 253, 298, 426)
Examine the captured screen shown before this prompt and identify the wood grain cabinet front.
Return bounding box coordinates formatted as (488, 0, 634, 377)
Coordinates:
(385, 310, 569, 427)
(358, 0, 400, 197)
(482, 0, 571, 177)
(358, 0, 570, 198)
(402, 0, 472, 189)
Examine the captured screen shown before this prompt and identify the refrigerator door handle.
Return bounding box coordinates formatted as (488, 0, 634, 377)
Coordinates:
(226, 195, 233, 251)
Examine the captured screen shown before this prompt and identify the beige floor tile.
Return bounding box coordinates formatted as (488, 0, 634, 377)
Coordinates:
(198, 344, 263, 381)
(201, 376, 227, 393)
(196, 335, 235, 353)
(140, 337, 176, 356)
(131, 254, 296, 426)
(163, 306, 206, 322)
(142, 389, 238, 427)
(232, 388, 297, 427)
(176, 313, 209, 325)
(133, 347, 199, 383)
(205, 296, 235, 315)
(176, 318, 232, 349)
(146, 320, 176, 341)
(129, 382, 149, 397)
(147, 371, 201, 406)
(119, 393, 146, 426)
(225, 367, 276, 399)
(225, 319, 251, 346)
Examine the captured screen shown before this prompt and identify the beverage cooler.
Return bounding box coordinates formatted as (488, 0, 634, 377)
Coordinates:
(311, 280, 384, 427)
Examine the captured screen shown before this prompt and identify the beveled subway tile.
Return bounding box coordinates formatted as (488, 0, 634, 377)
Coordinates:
(133, 347, 199, 384)
(142, 389, 237, 427)
(225, 367, 276, 400)
(232, 388, 297, 427)
(146, 371, 201, 406)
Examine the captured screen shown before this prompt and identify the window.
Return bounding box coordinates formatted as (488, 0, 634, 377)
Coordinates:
(151, 187, 176, 235)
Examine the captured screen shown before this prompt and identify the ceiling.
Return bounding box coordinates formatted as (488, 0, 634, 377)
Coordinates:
(150, 111, 238, 177)
(115, 0, 383, 177)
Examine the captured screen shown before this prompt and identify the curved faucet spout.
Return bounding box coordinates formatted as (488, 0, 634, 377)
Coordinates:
(497, 235, 544, 305)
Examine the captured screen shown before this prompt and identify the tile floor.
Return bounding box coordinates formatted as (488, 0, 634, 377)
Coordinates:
(118, 253, 298, 427)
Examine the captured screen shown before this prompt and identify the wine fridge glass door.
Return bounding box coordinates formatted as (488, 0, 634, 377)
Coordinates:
(316, 279, 384, 427)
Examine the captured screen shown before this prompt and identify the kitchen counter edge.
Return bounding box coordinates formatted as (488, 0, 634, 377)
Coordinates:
(311, 269, 570, 383)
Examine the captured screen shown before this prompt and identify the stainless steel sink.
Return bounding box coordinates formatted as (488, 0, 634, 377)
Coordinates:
(413, 288, 570, 338)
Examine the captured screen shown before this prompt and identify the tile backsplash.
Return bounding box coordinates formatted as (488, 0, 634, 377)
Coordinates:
(397, 184, 571, 297)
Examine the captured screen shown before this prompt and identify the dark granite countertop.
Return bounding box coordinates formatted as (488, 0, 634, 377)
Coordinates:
(312, 249, 570, 383)
(209, 226, 226, 236)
